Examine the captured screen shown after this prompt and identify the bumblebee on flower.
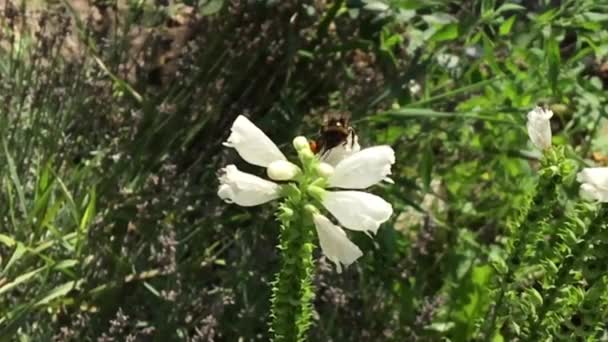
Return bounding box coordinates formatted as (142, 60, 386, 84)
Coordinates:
(218, 115, 395, 273)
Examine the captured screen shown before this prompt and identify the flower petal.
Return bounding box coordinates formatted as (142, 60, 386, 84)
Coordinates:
(320, 133, 361, 166)
(577, 167, 608, 191)
(217, 165, 281, 206)
(223, 115, 286, 167)
(313, 214, 363, 273)
(526, 107, 553, 150)
(321, 191, 393, 235)
(327, 145, 395, 189)
(579, 184, 608, 202)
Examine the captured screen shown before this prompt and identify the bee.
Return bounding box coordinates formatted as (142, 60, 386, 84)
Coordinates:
(310, 112, 359, 163)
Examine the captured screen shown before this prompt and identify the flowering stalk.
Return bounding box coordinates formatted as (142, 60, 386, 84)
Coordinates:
(527, 204, 608, 340)
(482, 148, 567, 340)
(482, 108, 565, 339)
(269, 146, 318, 341)
(217, 115, 395, 341)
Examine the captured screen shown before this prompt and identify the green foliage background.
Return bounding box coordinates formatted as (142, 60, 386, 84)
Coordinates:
(0, 0, 607, 340)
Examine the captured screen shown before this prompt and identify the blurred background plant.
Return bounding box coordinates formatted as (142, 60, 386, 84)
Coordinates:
(0, 0, 607, 340)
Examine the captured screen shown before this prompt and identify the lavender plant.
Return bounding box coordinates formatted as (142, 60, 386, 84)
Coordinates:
(217, 115, 395, 341)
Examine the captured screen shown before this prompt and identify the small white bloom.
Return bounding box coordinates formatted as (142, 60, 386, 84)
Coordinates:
(526, 107, 553, 150)
(320, 134, 361, 166)
(328, 145, 395, 189)
(313, 213, 363, 274)
(321, 191, 393, 235)
(267, 160, 301, 181)
(218, 165, 281, 206)
(577, 167, 608, 202)
(408, 79, 421, 96)
(223, 115, 286, 167)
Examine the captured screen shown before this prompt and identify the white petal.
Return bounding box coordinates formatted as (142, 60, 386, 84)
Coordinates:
(321, 191, 393, 235)
(328, 145, 395, 189)
(266, 160, 301, 181)
(217, 165, 281, 206)
(526, 107, 553, 150)
(577, 167, 608, 190)
(223, 115, 286, 167)
(313, 214, 363, 273)
(320, 133, 360, 166)
(579, 184, 608, 202)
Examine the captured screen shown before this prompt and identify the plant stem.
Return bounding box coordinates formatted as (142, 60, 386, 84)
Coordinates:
(270, 200, 316, 342)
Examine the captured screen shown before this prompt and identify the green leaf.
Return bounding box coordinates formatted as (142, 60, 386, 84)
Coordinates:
(495, 3, 525, 14)
(431, 23, 459, 42)
(499, 15, 516, 36)
(3, 243, 27, 274)
(3, 140, 27, 219)
(546, 37, 561, 95)
(0, 234, 16, 248)
(0, 267, 45, 296)
(199, 0, 224, 16)
(35, 281, 78, 307)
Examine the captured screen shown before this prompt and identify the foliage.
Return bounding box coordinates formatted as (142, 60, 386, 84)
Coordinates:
(0, 0, 607, 341)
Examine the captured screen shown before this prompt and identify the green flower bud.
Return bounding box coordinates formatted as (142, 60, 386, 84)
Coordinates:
(293, 136, 310, 152)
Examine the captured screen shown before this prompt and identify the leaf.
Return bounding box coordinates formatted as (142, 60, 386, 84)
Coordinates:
(431, 23, 459, 42)
(3, 243, 27, 274)
(0, 234, 16, 248)
(499, 15, 516, 36)
(35, 281, 78, 307)
(199, 0, 224, 16)
(495, 3, 525, 14)
(3, 140, 27, 219)
(363, 0, 389, 12)
(546, 37, 561, 95)
(0, 267, 45, 296)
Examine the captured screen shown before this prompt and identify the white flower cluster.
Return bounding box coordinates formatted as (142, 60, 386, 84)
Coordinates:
(218, 115, 395, 272)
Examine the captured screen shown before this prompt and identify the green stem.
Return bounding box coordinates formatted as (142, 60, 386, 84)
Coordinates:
(270, 200, 316, 342)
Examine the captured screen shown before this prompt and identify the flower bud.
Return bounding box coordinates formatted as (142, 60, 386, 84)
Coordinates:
(304, 204, 319, 215)
(307, 185, 326, 202)
(526, 107, 553, 150)
(316, 162, 334, 178)
(267, 160, 301, 181)
(293, 136, 310, 152)
(298, 149, 315, 163)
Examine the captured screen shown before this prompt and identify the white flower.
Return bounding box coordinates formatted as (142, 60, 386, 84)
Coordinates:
(223, 115, 286, 167)
(218, 115, 396, 273)
(321, 191, 393, 235)
(313, 213, 363, 273)
(327, 146, 395, 189)
(577, 167, 608, 202)
(218, 165, 281, 206)
(267, 160, 301, 181)
(526, 107, 553, 150)
(314, 145, 395, 272)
